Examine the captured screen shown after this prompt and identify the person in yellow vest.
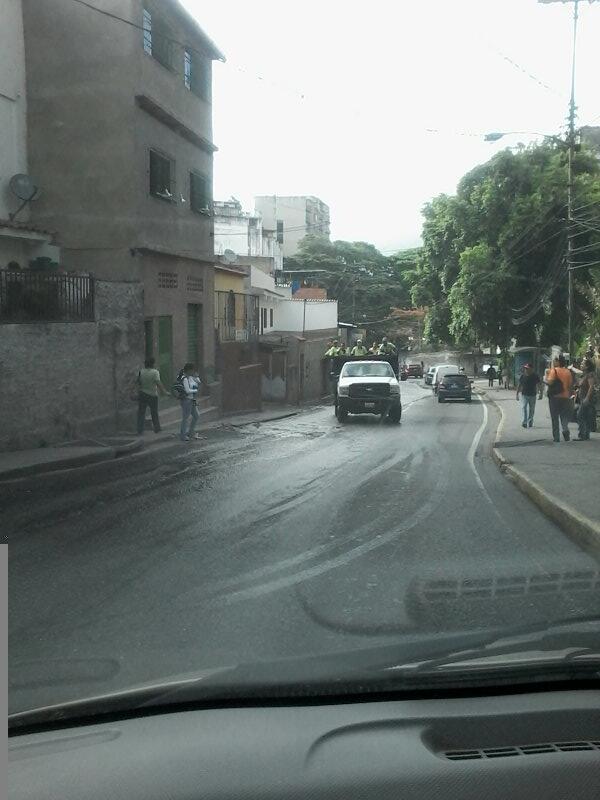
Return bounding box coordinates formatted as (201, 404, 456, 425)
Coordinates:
(325, 340, 343, 357)
(378, 336, 397, 355)
(351, 339, 369, 357)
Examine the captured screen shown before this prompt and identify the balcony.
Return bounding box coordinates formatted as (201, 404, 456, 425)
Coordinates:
(215, 290, 259, 342)
(0, 271, 95, 323)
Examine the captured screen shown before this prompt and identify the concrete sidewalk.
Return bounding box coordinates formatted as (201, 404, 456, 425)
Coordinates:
(0, 403, 300, 481)
(481, 382, 600, 554)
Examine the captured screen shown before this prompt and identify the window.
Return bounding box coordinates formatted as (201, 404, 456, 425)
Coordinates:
(269, 308, 273, 327)
(186, 275, 204, 292)
(261, 307, 267, 333)
(158, 272, 178, 288)
(341, 363, 395, 378)
(276, 220, 284, 244)
(143, 7, 172, 69)
(190, 171, 211, 214)
(184, 49, 210, 101)
(149, 150, 174, 201)
(143, 8, 152, 54)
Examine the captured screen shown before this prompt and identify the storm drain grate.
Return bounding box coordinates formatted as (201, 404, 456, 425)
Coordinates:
(444, 741, 600, 760)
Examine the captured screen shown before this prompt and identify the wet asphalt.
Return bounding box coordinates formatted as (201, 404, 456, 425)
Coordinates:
(5, 381, 600, 713)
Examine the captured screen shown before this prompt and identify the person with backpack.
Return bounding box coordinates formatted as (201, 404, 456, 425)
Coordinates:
(575, 359, 596, 441)
(136, 357, 168, 436)
(176, 363, 201, 442)
(545, 354, 573, 442)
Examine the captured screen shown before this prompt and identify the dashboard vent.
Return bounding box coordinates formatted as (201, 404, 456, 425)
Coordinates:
(444, 741, 600, 761)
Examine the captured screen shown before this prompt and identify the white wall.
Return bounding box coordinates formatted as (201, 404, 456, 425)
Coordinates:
(0, 0, 28, 220)
(276, 299, 338, 333)
(214, 216, 249, 256)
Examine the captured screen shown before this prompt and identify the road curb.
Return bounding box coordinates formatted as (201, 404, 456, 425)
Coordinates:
(225, 411, 300, 428)
(0, 447, 118, 482)
(482, 391, 600, 557)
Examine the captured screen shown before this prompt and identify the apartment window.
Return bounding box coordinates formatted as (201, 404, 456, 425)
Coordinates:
(143, 7, 172, 69)
(149, 150, 174, 201)
(158, 272, 178, 288)
(269, 308, 274, 327)
(143, 9, 152, 54)
(276, 220, 284, 244)
(184, 50, 210, 101)
(190, 171, 211, 214)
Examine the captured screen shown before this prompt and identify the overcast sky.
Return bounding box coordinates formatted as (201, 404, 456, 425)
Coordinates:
(182, 0, 600, 253)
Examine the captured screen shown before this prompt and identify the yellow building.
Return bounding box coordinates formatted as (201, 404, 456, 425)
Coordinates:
(214, 265, 256, 341)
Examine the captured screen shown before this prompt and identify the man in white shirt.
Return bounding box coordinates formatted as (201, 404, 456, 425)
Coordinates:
(180, 362, 201, 441)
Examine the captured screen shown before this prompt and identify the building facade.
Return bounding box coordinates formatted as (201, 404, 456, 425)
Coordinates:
(21, 0, 224, 386)
(0, 0, 60, 269)
(214, 199, 283, 272)
(254, 195, 330, 258)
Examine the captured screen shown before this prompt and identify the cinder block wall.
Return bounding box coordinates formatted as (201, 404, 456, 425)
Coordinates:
(0, 280, 144, 451)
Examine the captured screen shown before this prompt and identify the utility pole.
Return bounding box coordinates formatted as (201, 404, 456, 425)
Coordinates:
(540, 0, 583, 357)
(566, 0, 579, 360)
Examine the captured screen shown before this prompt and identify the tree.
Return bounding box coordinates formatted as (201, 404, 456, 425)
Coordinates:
(406, 139, 600, 349)
(285, 237, 419, 338)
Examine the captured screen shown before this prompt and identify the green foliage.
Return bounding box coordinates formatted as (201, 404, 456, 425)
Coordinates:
(407, 140, 600, 348)
(285, 236, 418, 335)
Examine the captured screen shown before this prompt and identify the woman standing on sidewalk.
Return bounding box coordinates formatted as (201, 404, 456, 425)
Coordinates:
(545, 355, 573, 443)
(575, 359, 596, 441)
(179, 363, 201, 442)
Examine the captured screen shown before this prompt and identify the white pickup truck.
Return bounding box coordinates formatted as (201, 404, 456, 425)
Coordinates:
(335, 360, 402, 423)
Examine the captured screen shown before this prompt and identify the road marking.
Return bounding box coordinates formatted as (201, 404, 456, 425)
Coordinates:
(467, 399, 503, 519)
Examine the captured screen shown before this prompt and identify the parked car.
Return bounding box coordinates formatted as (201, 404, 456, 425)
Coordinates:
(432, 364, 459, 394)
(438, 373, 472, 403)
(335, 360, 402, 423)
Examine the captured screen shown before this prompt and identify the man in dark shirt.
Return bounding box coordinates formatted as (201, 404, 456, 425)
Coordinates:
(516, 363, 542, 428)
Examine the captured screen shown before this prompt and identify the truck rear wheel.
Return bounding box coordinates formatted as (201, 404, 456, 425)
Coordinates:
(336, 406, 348, 422)
(388, 406, 402, 423)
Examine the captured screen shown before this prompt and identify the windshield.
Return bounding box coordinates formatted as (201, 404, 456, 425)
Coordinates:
(341, 363, 395, 378)
(3, 0, 600, 725)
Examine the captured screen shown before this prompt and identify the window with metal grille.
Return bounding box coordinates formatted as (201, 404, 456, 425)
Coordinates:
(276, 220, 284, 244)
(143, 8, 172, 69)
(190, 172, 211, 214)
(158, 272, 178, 289)
(143, 8, 152, 54)
(186, 275, 204, 292)
(184, 49, 210, 101)
(149, 150, 174, 201)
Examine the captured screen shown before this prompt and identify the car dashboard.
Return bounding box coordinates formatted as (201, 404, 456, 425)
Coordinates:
(8, 689, 600, 799)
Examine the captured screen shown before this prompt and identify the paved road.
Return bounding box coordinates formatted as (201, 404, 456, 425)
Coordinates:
(5, 382, 600, 713)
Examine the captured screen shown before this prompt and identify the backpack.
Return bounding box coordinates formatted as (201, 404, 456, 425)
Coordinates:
(171, 370, 187, 400)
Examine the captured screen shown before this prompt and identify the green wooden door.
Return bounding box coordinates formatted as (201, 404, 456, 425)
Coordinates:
(187, 303, 202, 368)
(157, 315, 173, 387)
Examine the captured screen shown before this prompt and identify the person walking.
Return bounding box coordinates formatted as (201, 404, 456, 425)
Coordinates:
(575, 358, 596, 441)
(515, 363, 542, 429)
(179, 362, 201, 442)
(545, 354, 573, 442)
(487, 365, 496, 388)
(136, 357, 168, 436)
(502, 364, 510, 390)
(473, 362, 479, 379)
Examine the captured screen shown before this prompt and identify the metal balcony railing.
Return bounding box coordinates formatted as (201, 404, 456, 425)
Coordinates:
(0, 271, 95, 323)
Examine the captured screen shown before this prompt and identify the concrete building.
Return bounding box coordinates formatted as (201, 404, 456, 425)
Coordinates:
(0, 0, 59, 269)
(214, 198, 283, 273)
(20, 0, 224, 386)
(254, 195, 330, 258)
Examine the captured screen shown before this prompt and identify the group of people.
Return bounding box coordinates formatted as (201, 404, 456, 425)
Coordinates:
(515, 354, 597, 442)
(325, 337, 397, 357)
(485, 364, 511, 389)
(136, 358, 202, 442)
